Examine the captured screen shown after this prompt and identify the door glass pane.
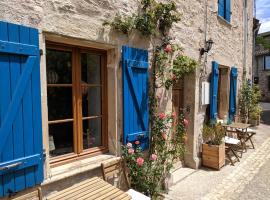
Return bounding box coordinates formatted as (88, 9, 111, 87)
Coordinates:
(81, 53, 101, 84)
(83, 118, 102, 149)
(49, 122, 74, 157)
(82, 87, 101, 117)
(47, 87, 73, 121)
(46, 49, 72, 84)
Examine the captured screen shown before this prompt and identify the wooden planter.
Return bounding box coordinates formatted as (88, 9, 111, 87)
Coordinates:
(202, 143, 225, 170)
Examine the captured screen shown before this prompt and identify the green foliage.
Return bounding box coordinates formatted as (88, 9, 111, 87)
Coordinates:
(202, 123, 225, 145)
(104, 0, 180, 37)
(239, 81, 262, 122)
(256, 36, 270, 50)
(103, 14, 134, 34)
(154, 43, 198, 89)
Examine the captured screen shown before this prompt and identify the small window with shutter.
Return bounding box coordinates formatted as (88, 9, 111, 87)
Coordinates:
(218, 0, 231, 22)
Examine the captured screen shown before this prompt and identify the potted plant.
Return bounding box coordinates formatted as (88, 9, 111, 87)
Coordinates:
(202, 123, 225, 170)
(249, 105, 262, 126)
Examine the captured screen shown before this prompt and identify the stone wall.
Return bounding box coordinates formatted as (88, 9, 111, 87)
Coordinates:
(254, 33, 270, 102)
(0, 0, 253, 187)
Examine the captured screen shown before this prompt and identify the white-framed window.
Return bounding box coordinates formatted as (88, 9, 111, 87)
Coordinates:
(264, 55, 270, 70)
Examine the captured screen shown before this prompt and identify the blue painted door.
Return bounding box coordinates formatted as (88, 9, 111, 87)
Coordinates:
(122, 46, 149, 150)
(210, 61, 219, 123)
(0, 21, 43, 197)
(218, 0, 225, 18)
(229, 67, 238, 121)
(225, 0, 231, 22)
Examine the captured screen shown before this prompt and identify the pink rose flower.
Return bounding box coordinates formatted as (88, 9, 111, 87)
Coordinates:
(135, 140, 140, 145)
(136, 157, 144, 166)
(184, 119, 189, 127)
(159, 112, 166, 120)
(162, 132, 167, 140)
(126, 142, 132, 148)
(171, 74, 177, 80)
(150, 154, 157, 161)
(171, 112, 176, 118)
(164, 44, 172, 53)
(128, 148, 134, 154)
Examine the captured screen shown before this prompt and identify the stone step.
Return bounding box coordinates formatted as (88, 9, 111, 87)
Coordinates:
(167, 166, 196, 188)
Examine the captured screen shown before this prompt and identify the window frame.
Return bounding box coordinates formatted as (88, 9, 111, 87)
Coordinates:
(218, 0, 231, 23)
(264, 55, 270, 71)
(46, 42, 108, 166)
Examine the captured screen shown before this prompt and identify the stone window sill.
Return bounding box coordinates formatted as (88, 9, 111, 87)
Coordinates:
(42, 154, 116, 185)
(217, 15, 232, 28)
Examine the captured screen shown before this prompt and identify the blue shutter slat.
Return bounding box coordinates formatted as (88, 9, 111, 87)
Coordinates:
(30, 28, 44, 185)
(210, 61, 219, 123)
(0, 21, 14, 197)
(218, 0, 225, 18)
(9, 23, 26, 193)
(225, 0, 231, 22)
(229, 67, 238, 121)
(0, 21, 43, 197)
(122, 46, 149, 150)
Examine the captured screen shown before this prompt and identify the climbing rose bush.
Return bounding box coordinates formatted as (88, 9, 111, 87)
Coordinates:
(122, 111, 188, 198)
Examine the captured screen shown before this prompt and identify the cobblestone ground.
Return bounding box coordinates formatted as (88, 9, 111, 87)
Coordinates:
(202, 136, 270, 200)
(165, 103, 270, 200)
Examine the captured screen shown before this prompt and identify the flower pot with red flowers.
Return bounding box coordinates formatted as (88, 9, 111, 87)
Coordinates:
(202, 123, 225, 170)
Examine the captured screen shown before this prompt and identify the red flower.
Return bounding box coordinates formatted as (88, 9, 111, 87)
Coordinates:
(126, 142, 132, 148)
(128, 148, 134, 154)
(162, 132, 167, 140)
(159, 112, 166, 120)
(171, 112, 176, 118)
(136, 157, 144, 166)
(184, 119, 189, 127)
(135, 140, 140, 145)
(150, 154, 157, 161)
(164, 44, 172, 53)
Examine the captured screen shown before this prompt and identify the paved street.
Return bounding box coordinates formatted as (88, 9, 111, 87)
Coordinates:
(165, 103, 270, 200)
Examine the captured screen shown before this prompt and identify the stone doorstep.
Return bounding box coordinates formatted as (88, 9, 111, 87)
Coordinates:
(167, 165, 196, 188)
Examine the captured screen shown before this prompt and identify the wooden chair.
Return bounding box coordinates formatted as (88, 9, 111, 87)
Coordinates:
(225, 136, 241, 165)
(101, 158, 150, 200)
(236, 128, 256, 149)
(101, 157, 130, 189)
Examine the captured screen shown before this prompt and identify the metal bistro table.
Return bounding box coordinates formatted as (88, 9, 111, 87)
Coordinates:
(222, 122, 251, 153)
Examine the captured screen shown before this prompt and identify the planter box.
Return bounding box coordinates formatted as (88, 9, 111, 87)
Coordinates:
(202, 143, 225, 170)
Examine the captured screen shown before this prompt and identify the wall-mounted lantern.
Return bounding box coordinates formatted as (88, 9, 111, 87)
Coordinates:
(200, 39, 214, 55)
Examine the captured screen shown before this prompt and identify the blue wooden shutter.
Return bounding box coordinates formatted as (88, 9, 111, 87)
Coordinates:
(0, 21, 43, 197)
(218, 0, 225, 18)
(229, 67, 238, 121)
(122, 46, 149, 150)
(225, 0, 231, 22)
(210, 61, 219, 123)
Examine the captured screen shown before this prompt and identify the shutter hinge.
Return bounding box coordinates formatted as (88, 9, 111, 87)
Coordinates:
(40, 49, 44, 56)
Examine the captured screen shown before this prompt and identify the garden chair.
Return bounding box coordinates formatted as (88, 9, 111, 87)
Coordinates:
(236, 128, 256, 149)
(101, 157, 150, 200)
(224, 136, 241, 165)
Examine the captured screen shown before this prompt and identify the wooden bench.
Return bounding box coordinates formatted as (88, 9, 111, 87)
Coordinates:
(46, 177, 131, 200)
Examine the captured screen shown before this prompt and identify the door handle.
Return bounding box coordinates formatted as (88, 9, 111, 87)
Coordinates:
(0, 162, 22, 171)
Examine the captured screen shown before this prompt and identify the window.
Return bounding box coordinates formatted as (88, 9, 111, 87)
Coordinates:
(264, 55, 270, 70)
(46, 43, 107, 164)
(268, 76, 270, 91)
(218, 0, 231, 22)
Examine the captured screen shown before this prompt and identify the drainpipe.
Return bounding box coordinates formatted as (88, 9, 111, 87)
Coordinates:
(243, 0, 248, 80)
(252, 21, 261, 83)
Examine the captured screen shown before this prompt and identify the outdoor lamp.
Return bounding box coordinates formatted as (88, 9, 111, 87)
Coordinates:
(200, 39, 214, 55)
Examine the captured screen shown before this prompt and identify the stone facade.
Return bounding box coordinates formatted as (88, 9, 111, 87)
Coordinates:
(254, 31, 270, 102)
(0, 0, 254, 198)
